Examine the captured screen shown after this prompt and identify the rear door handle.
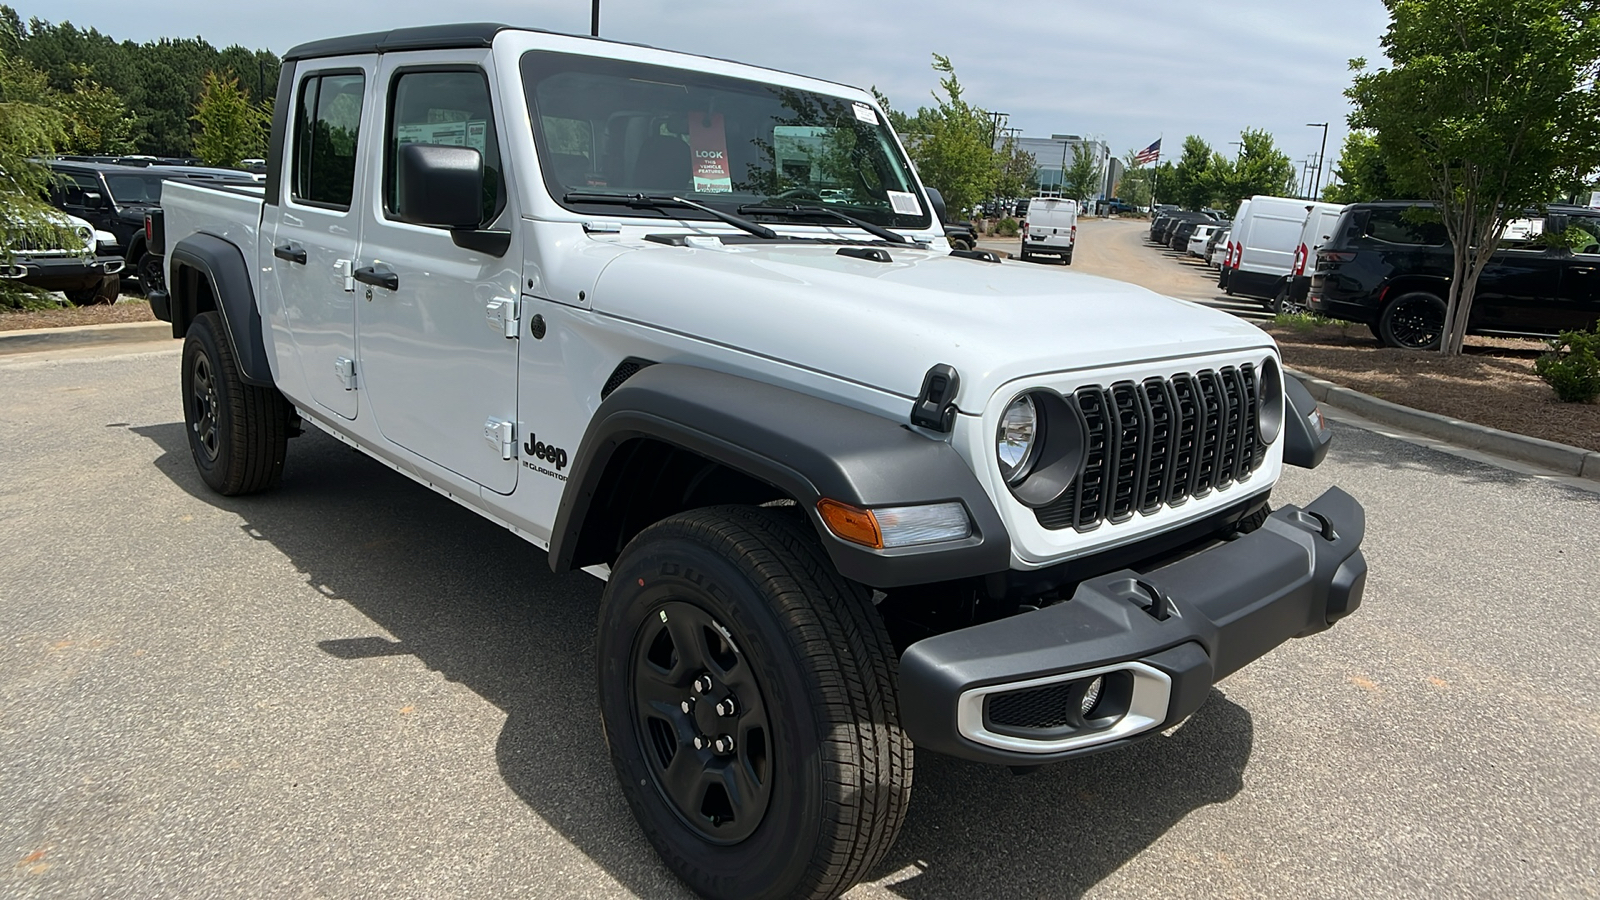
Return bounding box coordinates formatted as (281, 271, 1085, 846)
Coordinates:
(353, 266, 399, 291)
(1572, 266, 1596, 274)
(273, 243, 307, 265)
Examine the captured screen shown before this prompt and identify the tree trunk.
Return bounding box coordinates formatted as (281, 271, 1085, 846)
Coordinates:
(1440, 242, 1472, 357)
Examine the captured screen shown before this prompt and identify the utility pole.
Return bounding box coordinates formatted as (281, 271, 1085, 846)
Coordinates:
(591, 0, 600, 36)
(1307, 122, 1329, 199)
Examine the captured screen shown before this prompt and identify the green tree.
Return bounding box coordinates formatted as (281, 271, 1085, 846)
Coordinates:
(1061, 142, 1102, 204)
(992, 137, 1037, 206)
(1322, 130, 1404, 203)
(1347, 0, 1600, 355)
(0, 49, 70, 305)
(191, 70, 265, 168)
(880, 55, 995, 215)
(1207, 128, 1297, 211)
(58, 65, 136, 154)
(1169, 135, 1214, 210)
(1116, 148, 1154, 209)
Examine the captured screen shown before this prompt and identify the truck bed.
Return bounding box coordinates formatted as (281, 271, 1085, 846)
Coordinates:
(160, 181, 267, 297)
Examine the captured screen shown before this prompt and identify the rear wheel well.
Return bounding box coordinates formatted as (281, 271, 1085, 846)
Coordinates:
(170, 263, 218, 337)
(569, 438, 793, 569)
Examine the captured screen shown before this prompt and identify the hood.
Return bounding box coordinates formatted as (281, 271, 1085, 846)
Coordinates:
(590, 241, 1276, 407)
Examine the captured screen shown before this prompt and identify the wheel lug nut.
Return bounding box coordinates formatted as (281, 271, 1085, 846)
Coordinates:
(693, 735, 707, 751)
(712, 735, 735, 755)
(693, 675, 713, 694)
(680, 699, 694, 715)
(715, 698, 739, 717)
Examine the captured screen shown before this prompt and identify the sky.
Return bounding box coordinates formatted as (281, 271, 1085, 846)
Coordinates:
(9, 0, 1391, 183)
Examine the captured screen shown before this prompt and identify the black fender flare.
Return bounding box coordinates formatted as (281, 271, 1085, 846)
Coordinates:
(1282, 376, 1332, 469)
(170, 233, 273, 387)
(550, 364, 1012, 588)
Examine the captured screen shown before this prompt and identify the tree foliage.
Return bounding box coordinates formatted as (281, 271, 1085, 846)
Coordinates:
(1, 5, 280, 156)
(1061, 142, 1102, 204)
(1116, 148, 1154, 209)
(1348, 0, 1600, 355)
(878, 55, 996, 215)
(1321, 130, 1403, 203)
(191, 70, 266, 167)
(1206, 128, 1297, 211)
(0, 49, 71, 302)
(1168, 135, 1214, 210)
(992, 137, 1037, 204)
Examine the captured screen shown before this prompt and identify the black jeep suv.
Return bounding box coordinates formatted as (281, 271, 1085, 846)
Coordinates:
(1310, 201, 1600, 348)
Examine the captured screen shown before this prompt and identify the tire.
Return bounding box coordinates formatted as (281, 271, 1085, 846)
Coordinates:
(1018, 243, 1031, 261)
(598, 506, 911, 900)
(1377, 291, 1446, 350)
(181, 311, 290, 495)
(64, 275, 118, 306)
(137, 252, 165, 293)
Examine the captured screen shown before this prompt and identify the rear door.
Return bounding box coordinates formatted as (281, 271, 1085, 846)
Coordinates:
(264, 59, 373, 420)
(354, 54, 522, 495)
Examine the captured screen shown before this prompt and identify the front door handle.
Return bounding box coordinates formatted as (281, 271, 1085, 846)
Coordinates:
(273, 243, 307, 265)
(353, 265, 399, 291)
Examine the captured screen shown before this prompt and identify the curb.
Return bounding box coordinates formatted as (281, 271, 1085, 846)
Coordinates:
(0, 320, 171, 356)
(1286, 367, 1600, 482)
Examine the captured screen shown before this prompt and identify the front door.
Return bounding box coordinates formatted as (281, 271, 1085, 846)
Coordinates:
(355, 56, 521, 495)
(265, 60, 373, 420)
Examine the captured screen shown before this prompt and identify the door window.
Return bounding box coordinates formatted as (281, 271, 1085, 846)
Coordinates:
(384, 69, 505, 227)
(292, 72, 366, 209)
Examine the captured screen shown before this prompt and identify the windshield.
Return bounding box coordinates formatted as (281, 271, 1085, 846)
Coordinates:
(520, 51, 930, 229)
(103, 173, 165, 205)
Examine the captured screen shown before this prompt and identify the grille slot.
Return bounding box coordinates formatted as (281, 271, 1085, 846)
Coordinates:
(1035, 365, 1268, 531)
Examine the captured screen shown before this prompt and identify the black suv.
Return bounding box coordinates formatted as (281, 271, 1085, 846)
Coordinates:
(1310, 201, 1600, 348)
(46, 161, 259, 291)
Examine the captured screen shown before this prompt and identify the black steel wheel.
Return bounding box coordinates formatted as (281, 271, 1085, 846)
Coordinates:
(1378, 291, 1446, 350)
(181, 311, 291, 495)
(598, 506, 911, 900)
(137, 252, 165, 293)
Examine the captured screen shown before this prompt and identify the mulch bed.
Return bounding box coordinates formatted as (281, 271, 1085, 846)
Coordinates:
(1267, 322, 1600, 452)
(0, 300, 156, 332)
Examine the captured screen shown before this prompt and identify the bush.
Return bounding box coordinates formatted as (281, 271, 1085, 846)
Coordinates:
(1534, 327, 1600, 403)
(995, 216, 1019, 237)
(1271, 312, 1336, 333)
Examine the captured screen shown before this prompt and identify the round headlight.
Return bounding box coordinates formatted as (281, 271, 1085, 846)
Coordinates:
(997, 393, 1040, 484)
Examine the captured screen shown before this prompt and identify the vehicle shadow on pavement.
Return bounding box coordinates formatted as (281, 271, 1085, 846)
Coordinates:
(134, 423, 1254, 900)
(869, 693, 1251, 899)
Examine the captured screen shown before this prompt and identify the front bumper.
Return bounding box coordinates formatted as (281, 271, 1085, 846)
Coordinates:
(899, 486, 1366, 766)
(2, 254, 125, 290)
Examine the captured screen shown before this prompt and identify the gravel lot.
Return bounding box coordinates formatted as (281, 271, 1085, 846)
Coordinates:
(2, 334, 1598, 899)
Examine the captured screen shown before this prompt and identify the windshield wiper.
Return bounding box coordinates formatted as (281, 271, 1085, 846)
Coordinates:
(563, 191, 778, 240)
(737, 203, 909, 244)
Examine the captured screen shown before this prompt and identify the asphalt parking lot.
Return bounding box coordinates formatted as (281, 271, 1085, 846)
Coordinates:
(2, 317, 1598, 898)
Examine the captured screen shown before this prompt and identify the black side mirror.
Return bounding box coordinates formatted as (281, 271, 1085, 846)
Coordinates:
(395, 143, 483, 229)
(925, 187, 949, 225)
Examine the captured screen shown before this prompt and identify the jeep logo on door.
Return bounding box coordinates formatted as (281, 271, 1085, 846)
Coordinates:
(523, 434, 568, 470)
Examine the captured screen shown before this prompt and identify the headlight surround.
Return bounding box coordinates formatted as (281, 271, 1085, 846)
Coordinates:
(996, 393, 1040, 484)
(1257, 356, 1284, 444)
(995, 390, 1089, 508)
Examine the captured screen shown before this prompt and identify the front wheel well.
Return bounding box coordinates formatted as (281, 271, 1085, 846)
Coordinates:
(169, 262, 218, 337)
(567, 438, 793, 569)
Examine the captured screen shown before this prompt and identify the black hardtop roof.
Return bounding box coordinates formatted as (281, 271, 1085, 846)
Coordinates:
(279, 22, 859, 93)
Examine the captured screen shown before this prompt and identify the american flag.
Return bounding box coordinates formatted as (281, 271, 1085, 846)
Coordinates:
(1134, 139, 1161, 165)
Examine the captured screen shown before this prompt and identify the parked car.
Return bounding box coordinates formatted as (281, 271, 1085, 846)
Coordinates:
(46, 159, 261, 291)
(145, 22, 1365, 900)
(1310, 201, 1600, 348)
(1019, 195, 1076, 263)
(1224, 196, 1343, 303)
(1168, 217, 1216, 252)
(2, 211, 124, 304)
(1100, 197, 1134, 215)
(1207, 227, 1231, 267)
(1187, 223, 1221, 258)
(1153, 210, 1216, 246)
(928, 187, 979, 251)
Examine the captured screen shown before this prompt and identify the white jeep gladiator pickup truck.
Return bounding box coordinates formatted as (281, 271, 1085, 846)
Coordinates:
(143, 23, 1367, 900)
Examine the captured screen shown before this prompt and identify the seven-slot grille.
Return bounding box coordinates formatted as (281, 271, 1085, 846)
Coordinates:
(1035, 364, 1266, 531)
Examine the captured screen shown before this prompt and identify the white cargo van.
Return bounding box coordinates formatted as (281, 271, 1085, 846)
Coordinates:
(1218, 199, 1251, 290)
(1282, 203, 1348, 312)
(1019, 195, 1077, 264)
(1227, 196, 1343, 303)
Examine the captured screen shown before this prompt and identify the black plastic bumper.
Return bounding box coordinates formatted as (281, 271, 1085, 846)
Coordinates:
(3, 255, 124, 291)
(898, 486, 1366, 766)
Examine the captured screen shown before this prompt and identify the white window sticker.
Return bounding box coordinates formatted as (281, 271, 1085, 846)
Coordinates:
(852, 102, 878, 125)
(887, 191, 921, 216)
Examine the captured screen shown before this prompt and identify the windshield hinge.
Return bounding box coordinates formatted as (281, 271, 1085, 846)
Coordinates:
(910, 364, 961, 432)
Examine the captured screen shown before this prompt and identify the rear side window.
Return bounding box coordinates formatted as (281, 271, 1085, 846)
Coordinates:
(1364, 207, 1447, 246)
(384, 69, 505, 227)
(292, 72, 366, 209)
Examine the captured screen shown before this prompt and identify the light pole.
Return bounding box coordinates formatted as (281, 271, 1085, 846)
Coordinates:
(1306, 122, 1328, 199)
(591, 0, 600, 36)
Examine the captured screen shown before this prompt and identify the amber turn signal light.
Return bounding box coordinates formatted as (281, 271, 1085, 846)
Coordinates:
(816, 498, 884, 549)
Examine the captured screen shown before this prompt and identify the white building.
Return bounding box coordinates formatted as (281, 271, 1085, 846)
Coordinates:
(1002, 134, 1121, 202)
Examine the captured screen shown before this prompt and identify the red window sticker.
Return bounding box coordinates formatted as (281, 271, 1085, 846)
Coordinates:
(689, 112, 732, 193)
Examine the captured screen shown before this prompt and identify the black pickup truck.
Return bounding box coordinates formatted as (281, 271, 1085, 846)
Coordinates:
(1310, 201, 1600, 348)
